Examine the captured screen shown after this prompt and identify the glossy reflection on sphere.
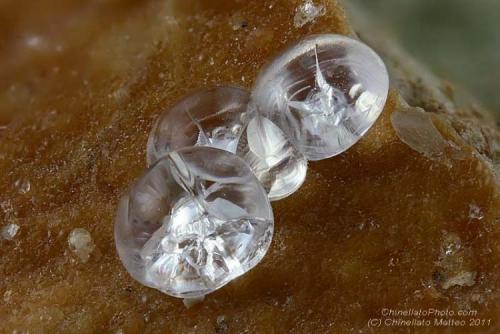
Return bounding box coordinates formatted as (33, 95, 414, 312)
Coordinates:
(146, 86, 250, 166)
(252, 34, 390, 161)
(115, 147, 274, 298)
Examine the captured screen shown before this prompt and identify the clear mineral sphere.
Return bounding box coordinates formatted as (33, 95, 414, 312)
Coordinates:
(146, 86, 307, 201)
(115, 146, 274, 298)
(146, 86, 250, 166)
(236, 113, 307, 201)
(252, 34, 390, 161)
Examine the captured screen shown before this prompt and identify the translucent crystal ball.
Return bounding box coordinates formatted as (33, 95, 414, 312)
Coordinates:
(252, 34, 390, 161)
(146, 86, 307, 201)
(115, 146, 274, 298)
(236, 113, 307, 201)
(146, 86, 250, 166)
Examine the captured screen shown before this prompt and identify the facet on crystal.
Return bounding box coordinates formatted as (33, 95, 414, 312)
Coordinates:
(236, 113, 307, 201)
(252, 34, 389, 161)
(146, 86, 250, 166)
(147, 86, 308, 201)
(115, 146, 274, 298)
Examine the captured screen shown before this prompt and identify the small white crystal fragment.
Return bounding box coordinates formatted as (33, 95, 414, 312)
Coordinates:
(2, 224, 20, 240)
(68, 228, 95, 263)
(469, 202, 484, 220)
(14, 178, 31, 194)
(252, 34, 389, 160)
(3, 290, 12, 302)
(441, 232, 462, 256)
(294, 1, 325, 28)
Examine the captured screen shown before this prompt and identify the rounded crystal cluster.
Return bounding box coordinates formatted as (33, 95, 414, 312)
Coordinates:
(115, 147, 273, 298)
(115, 34, 389, 298)
(252, 34, 389, 160)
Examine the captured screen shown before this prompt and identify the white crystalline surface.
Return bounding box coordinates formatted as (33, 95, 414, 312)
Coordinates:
(115, 147, 273, 298)
(147, 86, 307, 201)
(293, 0, 325, 28)
(252, 34, 389, 161)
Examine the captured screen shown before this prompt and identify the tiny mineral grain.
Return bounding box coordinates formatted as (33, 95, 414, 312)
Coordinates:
(182, 296, 205, 309)
(1, 224, 20, 241)
(294, 0, 325, 28)
(68, 228, 95, 263)
(14, 178, 31, 194)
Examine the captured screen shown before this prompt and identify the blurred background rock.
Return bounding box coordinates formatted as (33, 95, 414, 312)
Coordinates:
(354, 0, 500, 120)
